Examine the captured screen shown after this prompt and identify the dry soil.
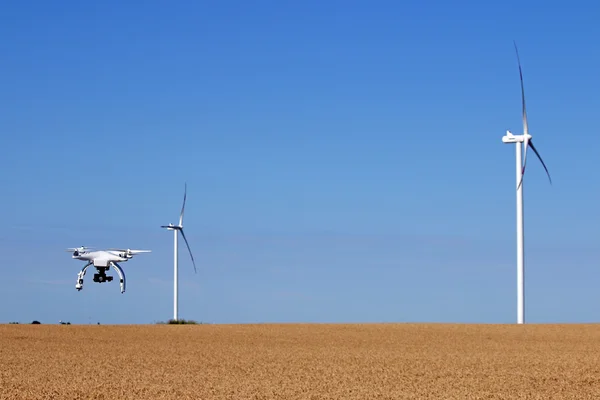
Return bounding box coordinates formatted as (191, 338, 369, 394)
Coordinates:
(1, 323, 600, 399)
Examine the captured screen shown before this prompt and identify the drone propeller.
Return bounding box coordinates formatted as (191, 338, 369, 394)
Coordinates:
(108, 248, 151, 257)
(66, 246, 94, 252)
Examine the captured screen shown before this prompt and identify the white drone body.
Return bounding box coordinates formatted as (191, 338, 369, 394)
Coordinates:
(68, 246, 151, 294)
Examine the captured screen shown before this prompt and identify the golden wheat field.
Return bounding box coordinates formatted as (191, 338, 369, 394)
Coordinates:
(1, 323, 600, 399)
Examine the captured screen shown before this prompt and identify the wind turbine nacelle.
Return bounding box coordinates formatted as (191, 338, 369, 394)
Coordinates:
(502, 135, 520, 143)
(502, 132, 531, 144)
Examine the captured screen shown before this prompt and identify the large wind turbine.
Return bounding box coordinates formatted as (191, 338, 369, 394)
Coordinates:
(161, 183, 197, 321)
(501, 42, 552, 324)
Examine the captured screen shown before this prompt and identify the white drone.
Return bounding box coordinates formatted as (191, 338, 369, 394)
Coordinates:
(68, 246, 151, 294)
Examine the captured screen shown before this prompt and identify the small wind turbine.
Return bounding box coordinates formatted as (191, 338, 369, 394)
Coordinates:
(501, 42, 552, 324)
(161, 183, 197, 321)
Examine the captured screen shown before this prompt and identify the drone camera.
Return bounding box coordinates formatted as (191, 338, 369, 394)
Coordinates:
(93, 273, 113, 283)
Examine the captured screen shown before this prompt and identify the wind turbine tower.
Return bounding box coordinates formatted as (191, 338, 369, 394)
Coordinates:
(161, 183, 197, 321)
(502, 42, 552, 324)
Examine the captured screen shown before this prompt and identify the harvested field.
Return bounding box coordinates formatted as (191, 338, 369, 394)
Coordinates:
(1, 323, 600, 399)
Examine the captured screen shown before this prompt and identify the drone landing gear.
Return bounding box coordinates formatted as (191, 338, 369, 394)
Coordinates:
(75, 262, 92, 292)
(111, 262, 126, 294)
(75, 262, 126, 294)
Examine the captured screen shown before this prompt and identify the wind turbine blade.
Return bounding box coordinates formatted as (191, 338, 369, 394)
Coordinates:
(179, 183, 187, 227)
(527, 140, 552, 185)
(514, 41, 529, 190)
(179, 229, 197, 274)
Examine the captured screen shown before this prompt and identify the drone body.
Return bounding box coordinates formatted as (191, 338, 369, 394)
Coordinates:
(68, 246, 150, 294)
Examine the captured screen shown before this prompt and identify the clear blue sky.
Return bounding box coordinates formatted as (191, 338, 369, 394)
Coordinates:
(0, 0, 598, 324)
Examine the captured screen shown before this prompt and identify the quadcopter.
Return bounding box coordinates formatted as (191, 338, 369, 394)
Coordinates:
(68, 246, 151, 294)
